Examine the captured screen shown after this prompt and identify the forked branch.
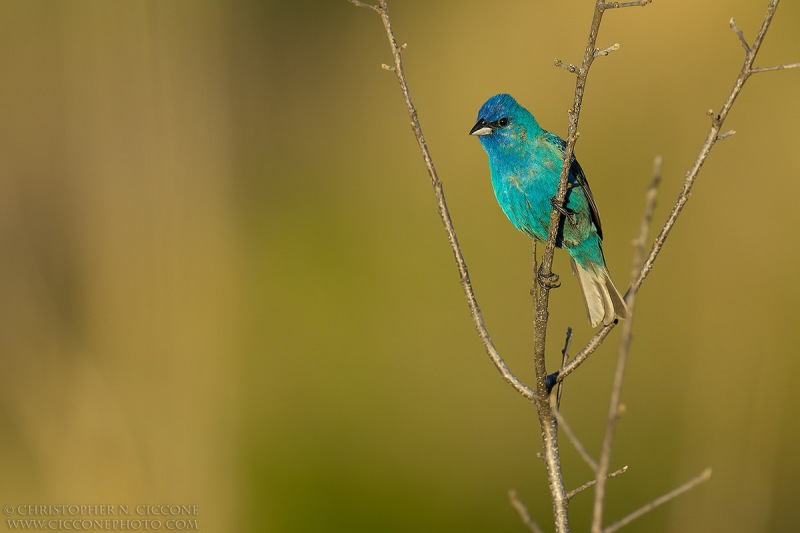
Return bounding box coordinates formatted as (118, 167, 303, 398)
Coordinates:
(350, 1, 793, 532)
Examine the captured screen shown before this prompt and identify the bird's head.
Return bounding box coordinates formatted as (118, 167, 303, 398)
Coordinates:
(469, 94, 540, 153)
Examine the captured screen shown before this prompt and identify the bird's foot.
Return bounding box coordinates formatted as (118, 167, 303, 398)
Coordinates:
(537, 265, 561, 289)
(550, 197, 577, 226)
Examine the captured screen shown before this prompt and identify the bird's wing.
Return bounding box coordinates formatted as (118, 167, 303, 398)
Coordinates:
(549, 134, 603, 240)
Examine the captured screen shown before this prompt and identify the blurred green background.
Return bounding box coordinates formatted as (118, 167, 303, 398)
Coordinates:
(0, 1, 798, 531)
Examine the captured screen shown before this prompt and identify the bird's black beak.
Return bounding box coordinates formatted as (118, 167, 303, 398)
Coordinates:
(470, 118, 493, 136)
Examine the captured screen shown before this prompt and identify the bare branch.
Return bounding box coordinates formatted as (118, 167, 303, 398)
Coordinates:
(591, 155, 662, 533)
(750, 62, 800, 73)
(554, 58, 582, 75)
(348, 0, 381, 13)
(600, 0, 652, 8)
(567, 466, 628, 501)
(594, 43, 620, 58)
(716, 129, 736, 141)
(555, 327, 572, 409)
(631, 156, 663, 276)
(555, 322, 614, 383)
(729, 17, 751, 53)
(603, 468, 712, 533)
(631, 0, 790, 297)
(509, 490, 545, 533)
(349, 0, 536, 402)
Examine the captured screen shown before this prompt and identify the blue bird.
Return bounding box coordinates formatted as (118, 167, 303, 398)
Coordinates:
(470, 94, 627, 327)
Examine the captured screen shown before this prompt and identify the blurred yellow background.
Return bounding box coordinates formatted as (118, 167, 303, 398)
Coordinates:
(0, 1, 798, 531)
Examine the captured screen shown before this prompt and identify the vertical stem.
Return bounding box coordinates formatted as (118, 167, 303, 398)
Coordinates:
(531, 241, 570, 532)
(591, 157, 661, 533)
(532, 292, 570, 531)
(533, 5, 608, 531)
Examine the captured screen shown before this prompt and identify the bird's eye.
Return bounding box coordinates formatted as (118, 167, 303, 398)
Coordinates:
(498, 117, 509, 127)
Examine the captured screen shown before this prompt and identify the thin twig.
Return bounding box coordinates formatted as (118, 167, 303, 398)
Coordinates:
(348, 0, 380, 12)
(567, 466, 628, 500)
(553, 409, 598, 472)
(590, 156, 662, 533)
(349, 0, 536, 402)
(631, 157, 662, 271)
(556, 327, 572, 409)
(509, 490, 545, 533)
(554, 59, 582, 75)
(594, 43, 620, 58)
(630, 156, 664, 270)
(750, 62, 800, 73)
(601, 0, 652, 8)
(716, 129, 736, 141)
(555, 323, 614, 384)
(602, 468, 712, 533)
(729, 17, 751, 53)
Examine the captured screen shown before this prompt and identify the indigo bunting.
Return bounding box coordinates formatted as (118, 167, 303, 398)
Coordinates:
(470, 94, 627, 327)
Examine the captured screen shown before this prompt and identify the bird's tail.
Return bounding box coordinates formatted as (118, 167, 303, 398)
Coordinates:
(571, 259, 628, 328)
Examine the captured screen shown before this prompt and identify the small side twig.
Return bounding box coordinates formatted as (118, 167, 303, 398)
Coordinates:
(750, 62, 800, 73)
(554, 322, 614, 384)
(567, 466, 628, 501)
(348, 0, 380, 12)
(600, 0, 652, 8)
(631, 156, 663, 285)
(602, 468, 712, 533)
(594, 43, 620, 58)
(716, 129, 736, 141)
(555, 327, 572, 409)
(509, 490, 545, 533)
(729, 16, 751, 53)
(554, 58, 582, 75)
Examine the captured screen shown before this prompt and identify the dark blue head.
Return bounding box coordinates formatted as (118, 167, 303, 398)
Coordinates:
(469, 94, 541, 153)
